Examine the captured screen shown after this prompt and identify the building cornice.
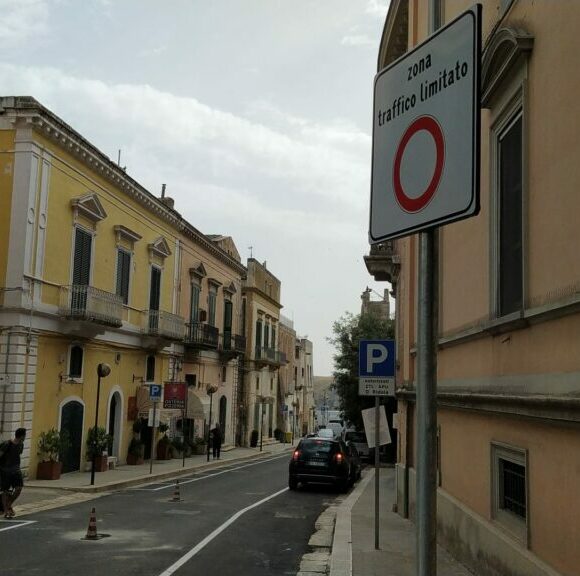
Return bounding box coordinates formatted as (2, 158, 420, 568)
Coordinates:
(242, 286, 283, 310)
(0, 96, 246, 277)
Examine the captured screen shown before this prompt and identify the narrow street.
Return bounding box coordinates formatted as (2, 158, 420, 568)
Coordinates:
(0, 454, 339, 576)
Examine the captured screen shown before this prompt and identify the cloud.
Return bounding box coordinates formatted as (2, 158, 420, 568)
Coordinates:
(366, 0, 389, 18)
(0, 0, 50, 44)
(341, 34, 375, 47)
(0, 63, 370, 235)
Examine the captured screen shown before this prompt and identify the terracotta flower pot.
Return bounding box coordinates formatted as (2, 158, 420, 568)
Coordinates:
(36, 460, 62, 480)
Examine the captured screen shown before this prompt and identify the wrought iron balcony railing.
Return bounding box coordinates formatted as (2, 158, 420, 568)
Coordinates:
(220, 332, 247, 355)
(185, 322, 219, 349)
(144, 310, 185, 340)
(254, 347, 286, 366)
(59, 285, 123, 328)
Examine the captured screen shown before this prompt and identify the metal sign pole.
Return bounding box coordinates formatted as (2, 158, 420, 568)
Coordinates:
(374, 395, 380, 550)
(150, 400, 157, 475)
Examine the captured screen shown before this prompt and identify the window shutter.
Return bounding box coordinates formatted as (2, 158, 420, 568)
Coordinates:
(149, 267, 161, 311)
(116, 250, 131, 304)
(224, 300, 233, 332)
(73, 228, 92, 286)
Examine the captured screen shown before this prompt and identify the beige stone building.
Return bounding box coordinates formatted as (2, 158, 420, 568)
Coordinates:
(367, 2, 580, 575)
(278, 315, 296, 437)
(239, 259, 285, 446)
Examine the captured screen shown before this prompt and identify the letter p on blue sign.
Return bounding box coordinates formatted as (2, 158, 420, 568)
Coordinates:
(358, 340, 396, 396)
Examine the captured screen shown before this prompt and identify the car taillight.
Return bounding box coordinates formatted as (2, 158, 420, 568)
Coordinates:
(335, 452, 343, 463)
(292, 450, 301, 461)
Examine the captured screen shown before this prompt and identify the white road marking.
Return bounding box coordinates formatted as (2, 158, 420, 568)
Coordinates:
(133, 454, 290, 492)
(0, 520, 37, 532)
(157, 487, 289, 576)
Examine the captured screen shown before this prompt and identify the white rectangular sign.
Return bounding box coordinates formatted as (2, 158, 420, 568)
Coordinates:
(369, 6, 481, 242)
(359, 377, 394, 397)
(147, 407, 160, 427)
(361, 406, 391, 449)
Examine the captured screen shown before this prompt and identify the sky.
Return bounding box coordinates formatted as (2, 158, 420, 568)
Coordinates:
(1, 0, 393, 376)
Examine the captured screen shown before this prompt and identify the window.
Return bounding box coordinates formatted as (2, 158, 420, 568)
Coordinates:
(190, 282, 200, 323)
(208, 285, 217, 326)
(149, 266, 161, 311)
(146, 355, 156, 382)
(256, 376, 260, 391)
(270, 377, 274, 391)
(295, 346, 300, 360)
(69, 345, 84, 379)
(185, 374, 196, 388)
(223, 299, 233, 349)
(264, 323, 270, 350)
(491, 442, 528, 543)
(271, 326, 276, 350)
(255, 319, 263, 354)
(72, 227, 92, 286)
(115, 248, 131, 305)
(222, 366, 227, 383)
(497, 113, 523, 316)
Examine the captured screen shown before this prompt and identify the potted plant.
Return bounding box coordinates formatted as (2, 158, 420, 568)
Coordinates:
(86, 426, 112, 472)
(156, 423, 171, 460)
(192, 436, 207, 455)
(37, 429, 68, 480)
(127, 437, 145, 465)
(170, 437, 185, 458)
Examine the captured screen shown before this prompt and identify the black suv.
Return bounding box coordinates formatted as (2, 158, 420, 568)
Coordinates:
(289, 437, 354, 492)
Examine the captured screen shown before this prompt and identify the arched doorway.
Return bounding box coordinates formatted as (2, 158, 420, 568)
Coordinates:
(219, 395, 227, 438)
(60, 400, 84, 473)
(107, 391, 122, 457)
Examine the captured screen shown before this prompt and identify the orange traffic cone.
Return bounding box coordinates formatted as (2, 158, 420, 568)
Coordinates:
(170, 480, 181, 502)
(83, 507, 98, 540)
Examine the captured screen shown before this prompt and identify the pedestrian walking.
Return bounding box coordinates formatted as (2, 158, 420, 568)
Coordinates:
(210, 423, 222, 460)
(0, 428, 27, 519)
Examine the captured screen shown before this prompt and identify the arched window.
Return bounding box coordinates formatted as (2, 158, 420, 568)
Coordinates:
(69, 345, 84, 379)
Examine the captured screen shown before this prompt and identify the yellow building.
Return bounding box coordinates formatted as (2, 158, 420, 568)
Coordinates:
(367, 2, 580, 575)
(0, 96, 243, 476)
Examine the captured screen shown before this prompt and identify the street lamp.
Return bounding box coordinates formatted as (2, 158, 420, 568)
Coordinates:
(90, 362, 111, 486)
(206, 383, 219, 462)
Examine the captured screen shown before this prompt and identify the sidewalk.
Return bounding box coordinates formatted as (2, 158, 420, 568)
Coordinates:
(331, 466, 476, 576)
(15, 440, 293, 515)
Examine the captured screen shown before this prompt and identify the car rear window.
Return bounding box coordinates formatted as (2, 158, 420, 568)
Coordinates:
(345, 432, 367, 443)
(299, 439, 335, 455)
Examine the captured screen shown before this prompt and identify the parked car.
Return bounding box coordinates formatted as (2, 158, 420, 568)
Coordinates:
(343, 429, 370, 461)
(327, 419, 344, 438)
(289, 437, 354, 492)
(315, 428, 335, 440)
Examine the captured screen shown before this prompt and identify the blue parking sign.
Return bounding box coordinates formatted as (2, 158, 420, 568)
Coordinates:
(149, 384, 162, 401)
(358, 340, 395, 396)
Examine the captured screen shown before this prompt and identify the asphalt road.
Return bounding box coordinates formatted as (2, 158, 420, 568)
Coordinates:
(0, 453, 340, 576)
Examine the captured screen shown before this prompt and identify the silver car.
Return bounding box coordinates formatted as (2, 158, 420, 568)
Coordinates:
(343, 430, 370, 460)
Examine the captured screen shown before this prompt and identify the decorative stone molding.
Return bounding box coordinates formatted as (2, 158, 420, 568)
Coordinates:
(482, 27, 534, 106)
(114, 225, 142, 247)
(71, 193, 107, 224)
(223, 282, 237, 295)
(148, 237, 171, 260)
(189, 263, 207, 280)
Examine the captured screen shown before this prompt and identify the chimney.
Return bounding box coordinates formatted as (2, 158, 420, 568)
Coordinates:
(160, 183, 175, 209)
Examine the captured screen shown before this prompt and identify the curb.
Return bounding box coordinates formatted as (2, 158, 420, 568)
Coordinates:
(329, 468, 374, 576)
(24, 447, 293, 495)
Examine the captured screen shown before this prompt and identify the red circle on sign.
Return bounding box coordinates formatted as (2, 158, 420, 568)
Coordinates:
(393, 115, 445, 213)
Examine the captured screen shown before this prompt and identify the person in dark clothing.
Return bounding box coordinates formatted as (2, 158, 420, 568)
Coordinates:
(0, 428, 26, 518)
(210, 423, 222, 460)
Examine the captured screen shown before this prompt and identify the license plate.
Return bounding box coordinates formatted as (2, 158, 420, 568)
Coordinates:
(307, 461, 326, 467)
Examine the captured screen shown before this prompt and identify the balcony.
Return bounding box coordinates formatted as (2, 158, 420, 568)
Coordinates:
(219, 332, 247, 358)
(254, 347, 287, 368)
(144, 310, 185, 341)
(364, 240, 400, 289)
(184, 322, 219, 350)
(59, 285, 123, 329)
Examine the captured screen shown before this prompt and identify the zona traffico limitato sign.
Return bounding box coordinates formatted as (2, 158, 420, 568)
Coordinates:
(369, 5, 481, 243)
